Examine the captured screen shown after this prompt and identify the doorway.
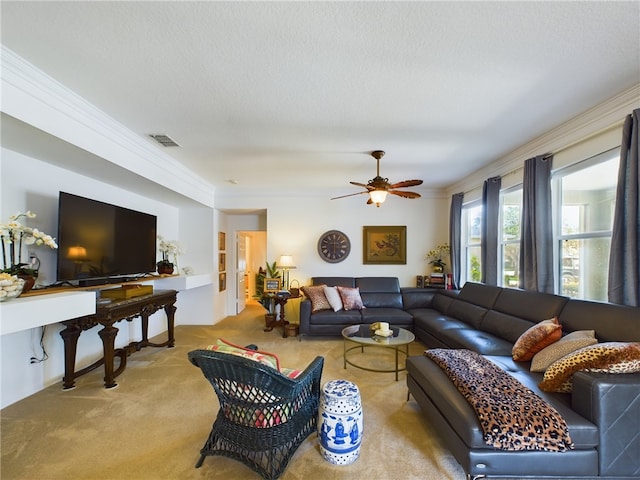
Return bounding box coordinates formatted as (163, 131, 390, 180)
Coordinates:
(236, 230, 266, 314)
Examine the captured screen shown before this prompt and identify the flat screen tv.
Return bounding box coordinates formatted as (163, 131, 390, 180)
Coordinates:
(56, 192, 157, 285)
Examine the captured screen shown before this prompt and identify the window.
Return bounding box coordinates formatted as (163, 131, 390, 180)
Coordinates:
(500, 187, 522, 288)
(553, 148, 619, 301)
(462, 202, 482, 284)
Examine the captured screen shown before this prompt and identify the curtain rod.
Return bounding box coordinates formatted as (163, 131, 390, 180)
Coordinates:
(459, 118, 626, 196)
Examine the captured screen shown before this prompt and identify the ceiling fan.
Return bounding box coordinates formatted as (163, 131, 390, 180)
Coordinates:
(331, 150, 423, 207)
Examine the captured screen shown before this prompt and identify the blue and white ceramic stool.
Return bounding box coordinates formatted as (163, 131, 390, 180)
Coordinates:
(318, 379, 363, 465)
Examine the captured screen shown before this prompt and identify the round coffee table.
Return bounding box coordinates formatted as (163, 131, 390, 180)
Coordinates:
(341, 324, 415, 380)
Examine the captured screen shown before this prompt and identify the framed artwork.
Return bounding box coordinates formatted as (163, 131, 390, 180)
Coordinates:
(218, 232, 226, 251)
(363, 225, 407, 265)
(219, 252, 226, 272)
(219, 272, 226, 292)
(264, 278, 281, 293)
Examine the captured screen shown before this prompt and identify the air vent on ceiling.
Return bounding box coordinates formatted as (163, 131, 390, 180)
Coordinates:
(149, 134, 180, 147)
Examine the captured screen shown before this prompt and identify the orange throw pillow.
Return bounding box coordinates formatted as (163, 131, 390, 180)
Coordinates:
(512, 318, 562, 362)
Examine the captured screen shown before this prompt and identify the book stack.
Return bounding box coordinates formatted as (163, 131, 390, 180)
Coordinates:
(429, 272, 445, 288)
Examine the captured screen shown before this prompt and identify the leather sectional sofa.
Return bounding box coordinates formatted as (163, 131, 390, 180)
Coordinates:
(298, 277, 640, 479)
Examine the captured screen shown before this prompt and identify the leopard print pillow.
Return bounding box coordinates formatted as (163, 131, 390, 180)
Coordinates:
(539, 342, 640, 393)
(302, 284, 331, 312)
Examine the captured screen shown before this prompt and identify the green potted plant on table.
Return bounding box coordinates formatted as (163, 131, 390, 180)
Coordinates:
(254, 261, 281, 327)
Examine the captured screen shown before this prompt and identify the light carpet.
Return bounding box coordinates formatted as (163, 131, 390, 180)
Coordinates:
(1, 301, 466, 480)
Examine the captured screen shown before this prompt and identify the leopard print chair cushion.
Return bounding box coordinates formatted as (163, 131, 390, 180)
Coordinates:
(539, 342, 640, 393)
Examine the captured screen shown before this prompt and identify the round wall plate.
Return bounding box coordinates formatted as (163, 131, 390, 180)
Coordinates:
(318, 230, 351, 263)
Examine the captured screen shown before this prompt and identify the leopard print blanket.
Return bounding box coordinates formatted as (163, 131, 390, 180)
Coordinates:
(425, 349, 574, 452)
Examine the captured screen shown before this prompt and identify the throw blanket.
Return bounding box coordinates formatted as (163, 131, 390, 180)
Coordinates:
(425, 349, 574, 452)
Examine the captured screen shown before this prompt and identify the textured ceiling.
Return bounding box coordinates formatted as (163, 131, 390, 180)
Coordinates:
(2, 1, 639, 196)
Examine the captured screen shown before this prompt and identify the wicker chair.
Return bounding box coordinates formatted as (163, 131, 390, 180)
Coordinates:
(188, 349, 324, 480)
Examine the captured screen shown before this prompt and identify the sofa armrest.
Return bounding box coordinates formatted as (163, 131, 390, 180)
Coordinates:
(572, 371, 640, 477)
(299, 299, 312, 335)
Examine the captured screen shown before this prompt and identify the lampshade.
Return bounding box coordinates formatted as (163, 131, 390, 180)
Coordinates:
(277, 255, 296, 269)
(67, 246, 87, 260)
(369, 189, 388, 206)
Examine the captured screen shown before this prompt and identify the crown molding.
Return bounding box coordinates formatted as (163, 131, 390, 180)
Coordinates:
(1, 45, 215, 207)
(447, 84, 640, 197)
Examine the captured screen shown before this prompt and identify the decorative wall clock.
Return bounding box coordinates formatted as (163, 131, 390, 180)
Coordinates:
(318, 230, 351, 263)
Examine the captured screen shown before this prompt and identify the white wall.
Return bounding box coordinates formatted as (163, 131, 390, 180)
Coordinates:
(216, 191, 450, 290)
(0, 149, 215, 408)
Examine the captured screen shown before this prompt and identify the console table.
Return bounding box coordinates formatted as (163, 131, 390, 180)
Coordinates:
(59, 289, 177, 389)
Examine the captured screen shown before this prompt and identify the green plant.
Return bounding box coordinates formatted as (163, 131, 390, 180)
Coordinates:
(254, 261, 281, 311)
(470, 254, 481, 282)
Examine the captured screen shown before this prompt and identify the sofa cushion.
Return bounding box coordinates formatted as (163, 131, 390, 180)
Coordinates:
(323, 286, 344, 312)
(530, 330, 598, 372)
(457, 282, 502, 309)
(301, 285, 331, 312)
(512, 318, 562, 362)
(357, 277, 403, 309)
(312, 277, 356, 288)
(411, 310, 472, 333)
(308, 309, 362, 325)
(480, 310, 539, 344)
(493, 287, 569, 323)
(355, 276, 401, 293)
(437, 328, 514, 356)
(401, 288, 435, 310)
(360, 308, 413, 324)
(540, 342, 640, 393)
(447, 299, 488, 329)
(204, 338, 280, 371)
(558, 299, 640, 342)
(432, 292, 455, 314)
(337, 286, 365, 310)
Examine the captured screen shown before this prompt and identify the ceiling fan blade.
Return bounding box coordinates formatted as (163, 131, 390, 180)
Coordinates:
(390, 179, 423, 188)
(389, 190, 422, 199)
(331, 191, 369, 200)
(350, 181, 374, 190)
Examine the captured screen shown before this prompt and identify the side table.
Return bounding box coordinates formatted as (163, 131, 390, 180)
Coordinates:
(60, 289, 177, 389)
(262, 293, 301, 338)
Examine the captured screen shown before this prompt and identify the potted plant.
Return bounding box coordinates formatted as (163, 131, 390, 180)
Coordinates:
(425, 243, 450, 273)
(157, 235, 183, 275)
(254, 261, 281, 326)
(0, 211, 57, 292)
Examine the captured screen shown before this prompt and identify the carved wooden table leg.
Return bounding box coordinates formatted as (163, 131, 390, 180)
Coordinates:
(60, 324, 82, 390)
(165, 303, 176, 347)
(98, 324, 120, 389)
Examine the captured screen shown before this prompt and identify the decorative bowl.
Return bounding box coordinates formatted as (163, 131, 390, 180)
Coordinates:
(0, 274, 25, 302)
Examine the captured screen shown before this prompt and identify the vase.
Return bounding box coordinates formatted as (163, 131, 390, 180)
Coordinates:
(432, 264, 444, 274)
(157, 263, 174, 275)
(17, 273, 37, 293)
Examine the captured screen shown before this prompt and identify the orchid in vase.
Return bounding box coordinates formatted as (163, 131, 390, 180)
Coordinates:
(157, 235, 183, 274)
(0, 211, 58, 278)
(425, 243, 450, 272)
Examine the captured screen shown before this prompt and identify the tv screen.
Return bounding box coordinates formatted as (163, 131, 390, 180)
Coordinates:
(56, 192, 157, 284)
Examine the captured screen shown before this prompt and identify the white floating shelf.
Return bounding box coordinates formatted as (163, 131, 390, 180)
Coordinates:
(0, 291, 96, 336)
(153, 273, 213, 291)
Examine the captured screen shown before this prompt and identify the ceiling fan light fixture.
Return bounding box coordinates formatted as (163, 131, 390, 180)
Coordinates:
(369, 189, 388, 206)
